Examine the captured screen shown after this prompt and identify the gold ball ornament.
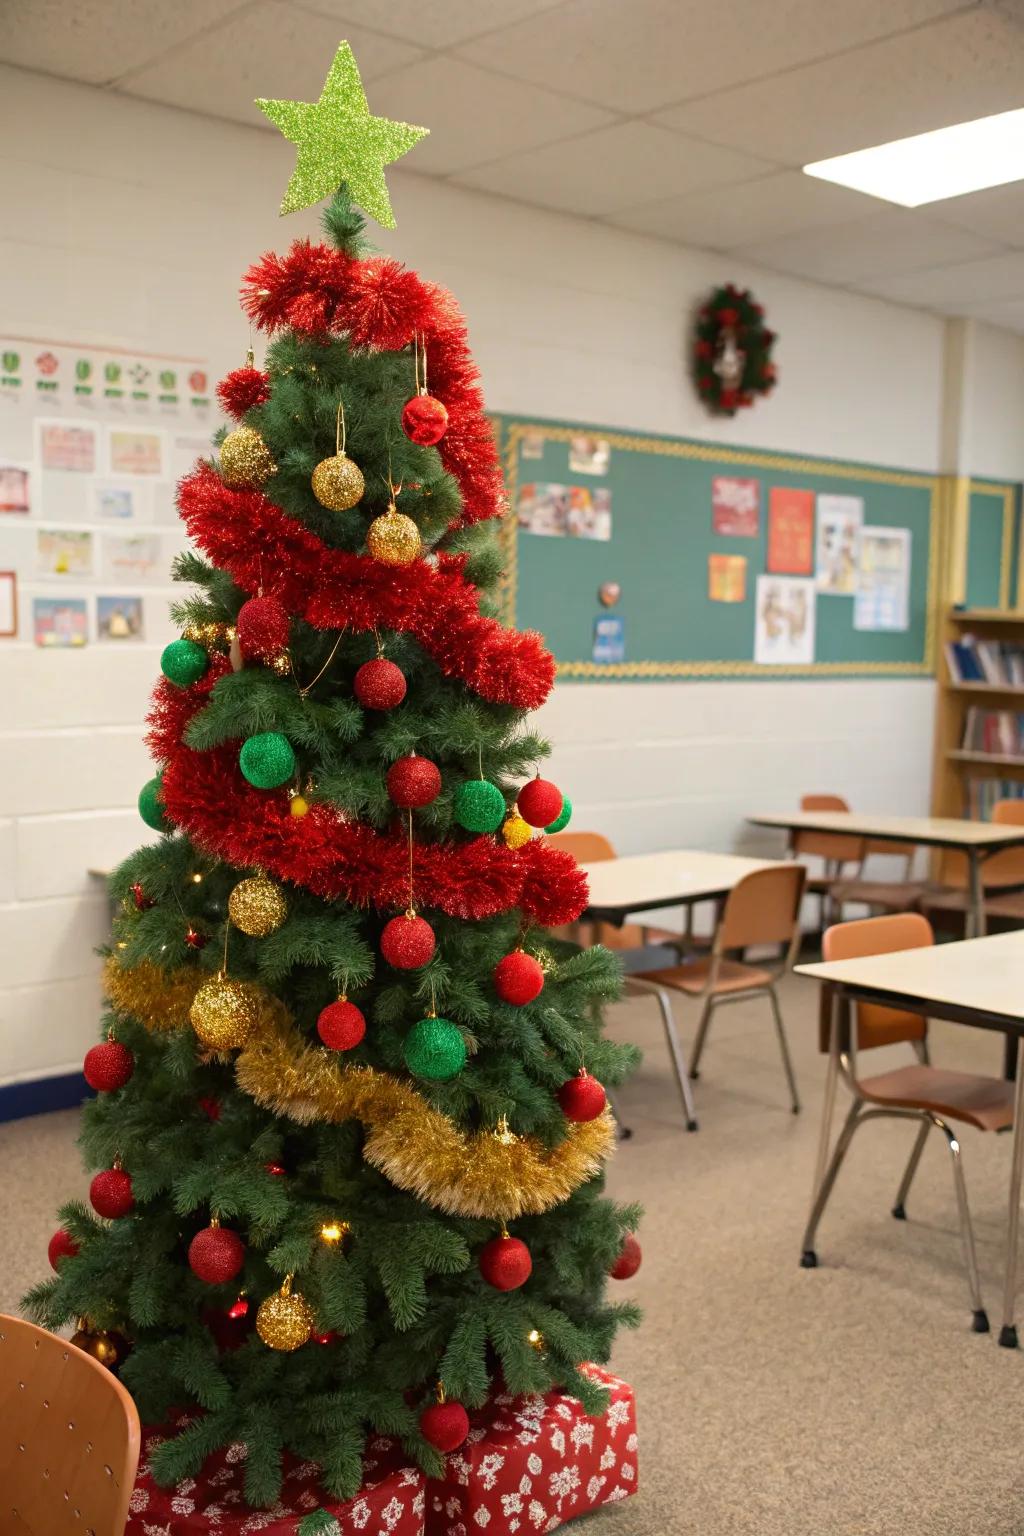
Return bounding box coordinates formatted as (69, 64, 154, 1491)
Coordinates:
(228, 875, 288, 938)
(189, 973, 259, 1050)
(311, 452, 365, 512)
(502, 813, 533, 850)
(289, 792, 309, 818)
(366, 508, 421, 566)
(256, 1277, 314, 1352)
(220, 426, 276, 489)
(71, 1324, 126, 1370)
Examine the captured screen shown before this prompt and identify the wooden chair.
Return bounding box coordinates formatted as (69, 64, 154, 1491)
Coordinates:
(792, 793, 866, 928)
(643, 863, 807, 1114)
(923, 799, 1024, 928)
(807, 793, 925, 917)
(0, 1315, 141, 1536)
(800, 913, 1015, 1332)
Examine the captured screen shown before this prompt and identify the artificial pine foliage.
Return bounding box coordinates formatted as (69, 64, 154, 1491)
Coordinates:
(26, 174, 641, 1509)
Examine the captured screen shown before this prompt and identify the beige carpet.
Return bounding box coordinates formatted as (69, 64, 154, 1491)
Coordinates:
(3, 975, 1024, 1535)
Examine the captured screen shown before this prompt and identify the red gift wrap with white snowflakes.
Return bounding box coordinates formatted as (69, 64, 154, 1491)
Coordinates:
(425, 1368, 638, 1536)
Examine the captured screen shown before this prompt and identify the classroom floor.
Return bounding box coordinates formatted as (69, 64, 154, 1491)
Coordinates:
(3, 975, 1024, 1536)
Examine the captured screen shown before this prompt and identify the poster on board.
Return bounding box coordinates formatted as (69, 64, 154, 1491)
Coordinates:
(754, 575, 815, 665)
(711, 475, 759, 537)
(766, 488, 814, 574)
(816, 493, 863, 594)
(708, 553, 747, 602)
(854, 525, 911, 631)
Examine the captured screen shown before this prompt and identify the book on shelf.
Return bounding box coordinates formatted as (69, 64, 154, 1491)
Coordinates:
(965, 777, 1024, 819)
(961, 707, 1024, 756)
(945, 635, 1024, 686)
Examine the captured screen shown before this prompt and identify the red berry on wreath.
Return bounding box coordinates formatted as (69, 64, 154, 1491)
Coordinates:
(236, 595, 290, 662)
(479, 1233, 532, 1291)
(381, 913, 436, 969)
(421, 1398, 470, 1452)
(48, 1228, 79, 1269)
(317, 997, 367, 1051)
(610, 1232, 642, 1280)
(90, 1167, 134, 1219)
(387, 754, 441, 809)
(83, 1040, 135, 1093)
(402, 393, 448, 446)
(517, 777, 563, 828)
(557, 1069, 607, 1122)
(354, 657, 407, 710)
(188, 1222, 246, 1285)
(494, 951, 544, 1006)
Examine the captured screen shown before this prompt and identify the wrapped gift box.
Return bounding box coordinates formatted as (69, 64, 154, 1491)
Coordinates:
(425, 1367, 637, 1535)
(126, 1424, 425, 1535)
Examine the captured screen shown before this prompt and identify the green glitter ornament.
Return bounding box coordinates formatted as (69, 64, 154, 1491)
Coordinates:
(403, 1016, 467, 1081)
(453, 779, 506, 835)
(160, 637, 209, 688)
(239, 731, 296, 789)
(545, 797, 573, 834)
(138, 776, 169, 832)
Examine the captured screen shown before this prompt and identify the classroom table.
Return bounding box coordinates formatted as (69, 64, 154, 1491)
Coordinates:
(796, 931, 1024, 1347)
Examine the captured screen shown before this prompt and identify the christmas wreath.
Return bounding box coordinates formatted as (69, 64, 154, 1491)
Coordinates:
(693, 283, 777, 416)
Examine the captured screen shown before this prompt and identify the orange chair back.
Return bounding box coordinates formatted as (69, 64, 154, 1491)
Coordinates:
(0, 1315, 141, 1536)
(546, 831, 615, 863)
(794, 794, 865, 865)
(983, 799, 1024, 887)
(822, 913, 931, 1049)
(718, 863, 806, 951)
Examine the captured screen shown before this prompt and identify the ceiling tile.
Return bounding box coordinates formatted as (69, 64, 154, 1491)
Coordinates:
(2, 0, 249, 85)
(294, 0, 564, 48)
(729, 210, 1000, 284)
(366, 57, 613, 175)
(456, 0, 967, 115)
(857, 251, 1024, 307)
(453, 123, 775, 217)
(117, 0, 422, 126)
(655, 8, 1024, 166)
(928, 180, 1024, 247)
(607, 170, 882, 248)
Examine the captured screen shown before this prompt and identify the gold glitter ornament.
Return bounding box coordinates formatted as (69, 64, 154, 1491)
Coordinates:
(367, 506, 421, 566)
(502, 813, 533, 850)
(312, 399, 364, 511)
(228, 875, 288, 938)
(189, 973, 259, 1050)
(289, 792, 309, 818)
(256, 1275, 314, 1351)
(271, 651, 292, 676)
(220, 426, 276, 489)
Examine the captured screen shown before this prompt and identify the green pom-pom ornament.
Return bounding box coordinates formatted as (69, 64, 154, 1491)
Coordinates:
(403, 1016, 467, 1080)
(453, 779, 506, 835)
(239, 731, 296, 789)
(160, 637, 208, 688)
(545, 796, 572, 834)
(138, 776, 169, 831)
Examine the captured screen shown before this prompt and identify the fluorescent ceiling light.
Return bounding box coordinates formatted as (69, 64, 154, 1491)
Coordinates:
(803, 109, 1024, 207)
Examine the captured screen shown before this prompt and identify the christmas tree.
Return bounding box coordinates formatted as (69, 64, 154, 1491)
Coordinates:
(26, 43, 641, 1512)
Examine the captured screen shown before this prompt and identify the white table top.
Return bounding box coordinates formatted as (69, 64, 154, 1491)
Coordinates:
(796, 930, 1024, 1022)
(749, 810, 1024, 849)
(581, 849, 779, 914)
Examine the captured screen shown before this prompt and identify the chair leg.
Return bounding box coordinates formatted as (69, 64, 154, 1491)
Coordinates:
(652, 983, 699, 1132)
(934, 1116, 989, 1334)
(767, 986, 800, 1114)
(689, 996, 715, 1080)
(813, 1044, 840, 1199)
(800, 1098, 863, 1267)
(891, 1119, 930, 1220)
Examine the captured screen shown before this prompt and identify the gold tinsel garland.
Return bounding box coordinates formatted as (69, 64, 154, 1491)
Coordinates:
(102, 959, 614, 1220)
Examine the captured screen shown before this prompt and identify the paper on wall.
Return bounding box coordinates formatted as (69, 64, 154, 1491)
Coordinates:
(816, 493, 863, 594)
(754, 575, 815, 665)
(853, 525, 911, 631)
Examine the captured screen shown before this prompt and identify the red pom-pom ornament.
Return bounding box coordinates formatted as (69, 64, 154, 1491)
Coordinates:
(517, 778, 563, 828)
(48, 1229, 79, 1269)
(381, 913, 436, 969)
(188, 1223, 246, 1285)
(83, 1040, 135, 1093)
(236, 595, 290, 662)
(479, 1234, 532, 1291)
(354, 658, 407, 710)
(90, 1168, 134, 1219)
(494, 951, 544, 1006)
(610, 1232, 642, 1280)
(317, 998, 367, 1051)
(387, 755, 441, 809)
(420, 1399, 470, 1452)
(216, 365, 270, 420)
(402, 393, 448, 447)
(557, 1069, 607, 1122)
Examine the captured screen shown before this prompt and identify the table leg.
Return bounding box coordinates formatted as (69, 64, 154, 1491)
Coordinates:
(999, 1035, 1024, 1348)
(813, 992, 841, 1199)
(968, 849, 986, 941)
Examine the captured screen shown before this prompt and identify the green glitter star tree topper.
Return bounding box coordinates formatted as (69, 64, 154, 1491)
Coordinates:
(256, 41, 428, 227)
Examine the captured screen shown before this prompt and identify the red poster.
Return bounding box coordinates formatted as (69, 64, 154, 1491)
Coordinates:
(712, 475, 760, 536)
(767, 487, 814, 574)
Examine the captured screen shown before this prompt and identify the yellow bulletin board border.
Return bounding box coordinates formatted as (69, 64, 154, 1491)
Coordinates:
(499, 420, 941, 681)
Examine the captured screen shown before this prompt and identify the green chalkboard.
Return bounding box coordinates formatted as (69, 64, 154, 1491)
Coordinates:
(965, 479, 1017, 611)
(498, 416, 937, 681)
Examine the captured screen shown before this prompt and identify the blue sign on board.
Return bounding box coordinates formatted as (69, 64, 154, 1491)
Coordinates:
(592, 613, 625, 664)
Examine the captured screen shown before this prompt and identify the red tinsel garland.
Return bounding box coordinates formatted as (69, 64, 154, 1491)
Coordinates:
(178, 466, 554, 710)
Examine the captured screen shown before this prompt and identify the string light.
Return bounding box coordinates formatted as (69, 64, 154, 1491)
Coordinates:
(527, 1329, 545, 1351)
(320, 1220, 348, 1244)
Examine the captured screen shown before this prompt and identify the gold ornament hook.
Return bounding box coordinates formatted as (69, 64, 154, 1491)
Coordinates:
(335, 400, 346, 457)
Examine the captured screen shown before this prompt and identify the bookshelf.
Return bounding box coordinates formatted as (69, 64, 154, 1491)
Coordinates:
(932, 607, 1024, 827)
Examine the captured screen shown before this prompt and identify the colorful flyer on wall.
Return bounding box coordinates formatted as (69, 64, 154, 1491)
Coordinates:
(517, 481, 569, 536)
(708, 553, 747, 602)
(593, 613, 625, 663)
(91, 481, 137, 519)
(569, 434, 610, 476)
(0, 462, 32, 513)
(0, 572, 16, 636)
(567, 486, 612, 540)
(109, 428, 164, 476)
(816, 493, 863, 594)
(38, 420, 98, 472)
(754, 575, 815, 665)
(521, 431, 545, 461)
(97, 594, 145, 640)
(854, 525, 911, 631)
(102, 533, 162, 582)
(766, 487, 814, 574)
(711, 475, 760, 537)
(34, 596, 87, 647)
(36, 527, 94, 576)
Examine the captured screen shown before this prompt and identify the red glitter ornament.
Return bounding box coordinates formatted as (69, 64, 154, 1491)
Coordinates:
(313, 1330, 339, 1345)
(494, 951, 544, 1007)
(517, 777, 563, 828)
(479, 1234, 532, 1291)
(236, 594, 290, 662)
(402, 393, 448, 446)
(265, 1162, 287, 1176)
(354, 657, 407, 710)
(185, 926, 208, 950)
(317, 997, 367, 1051)
(386, 754, 441, 809)
(48, 1229, 79, 1269)
(381, 913, 436, 969)
(130, 881, 154, 911)
(90, 1168, 134, 1219)
(83, 1040, 135, 1093)
(188, 1223, 246, 1285)
(216, 364, 270, 420)
(227, 1295, 250, 1319)
(610, 1232, 642, 1280)
(198, 1096, 221, 1121)
(420, 1399, 470, 1452)
(557, 1069, 607, 1122)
